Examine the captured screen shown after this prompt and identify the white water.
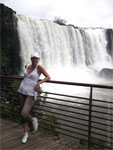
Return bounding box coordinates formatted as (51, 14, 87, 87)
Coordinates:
(17, 15, 113, 85)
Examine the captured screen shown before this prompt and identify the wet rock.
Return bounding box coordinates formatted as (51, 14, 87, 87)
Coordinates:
(99, 68, 113, 79)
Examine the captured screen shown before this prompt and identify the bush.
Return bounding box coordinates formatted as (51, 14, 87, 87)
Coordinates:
(54, 16, 67, 25)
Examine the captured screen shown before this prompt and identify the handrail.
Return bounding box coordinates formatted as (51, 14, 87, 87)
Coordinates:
(0, 74, 113, 89)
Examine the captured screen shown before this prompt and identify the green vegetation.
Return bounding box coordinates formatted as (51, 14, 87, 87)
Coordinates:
(0, 80, 21, 123)
(39, 115, 60, 136)
(54, 16, 67, 25)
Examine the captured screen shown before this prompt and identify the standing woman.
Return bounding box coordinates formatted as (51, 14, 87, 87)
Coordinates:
(18, 52, 50, 143)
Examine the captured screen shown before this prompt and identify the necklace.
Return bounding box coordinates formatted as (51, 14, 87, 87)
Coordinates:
(31, 65, 36, 70)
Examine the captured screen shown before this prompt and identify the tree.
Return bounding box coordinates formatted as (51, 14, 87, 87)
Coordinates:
(54, 16, 67, 25)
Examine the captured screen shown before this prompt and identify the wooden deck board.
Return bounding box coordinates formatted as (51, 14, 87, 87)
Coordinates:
(0, 118, 86, 150)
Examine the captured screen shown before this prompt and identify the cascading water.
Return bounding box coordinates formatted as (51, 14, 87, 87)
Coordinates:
(17, 15, 113, 84)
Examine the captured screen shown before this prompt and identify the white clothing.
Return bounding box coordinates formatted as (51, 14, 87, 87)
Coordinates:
(18, 64, 39, 100)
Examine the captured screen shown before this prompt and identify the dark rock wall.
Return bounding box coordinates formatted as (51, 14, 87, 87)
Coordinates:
(0, 3, 21, 75)
(106, 29, 113, 60)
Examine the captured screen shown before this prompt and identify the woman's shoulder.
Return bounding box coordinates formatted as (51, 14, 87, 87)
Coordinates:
(38, 64, 44, 69)
(37, 64, 45, 72)
(38, 64, 42, 67)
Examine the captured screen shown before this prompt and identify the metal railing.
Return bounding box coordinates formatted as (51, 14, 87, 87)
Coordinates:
(0, 75, 113, 150)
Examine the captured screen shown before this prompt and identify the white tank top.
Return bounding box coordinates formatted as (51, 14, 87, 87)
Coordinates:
(18, 64, 40, 100)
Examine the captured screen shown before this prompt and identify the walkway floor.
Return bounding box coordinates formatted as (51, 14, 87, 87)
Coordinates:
(0, 118, 87, 150)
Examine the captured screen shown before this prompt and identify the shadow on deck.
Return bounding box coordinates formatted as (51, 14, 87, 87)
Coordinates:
(0, 118, 86, 150)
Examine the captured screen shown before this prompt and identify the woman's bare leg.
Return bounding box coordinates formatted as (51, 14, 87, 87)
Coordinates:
(21, 96, 34, 132)
(19, 94, 34, 130)
(23, 123, 28, 133)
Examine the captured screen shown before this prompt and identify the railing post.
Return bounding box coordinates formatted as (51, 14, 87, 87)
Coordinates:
(88, 86, 93, 150)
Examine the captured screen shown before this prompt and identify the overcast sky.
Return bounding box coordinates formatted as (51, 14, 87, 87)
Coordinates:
(0, 0, 113, 28)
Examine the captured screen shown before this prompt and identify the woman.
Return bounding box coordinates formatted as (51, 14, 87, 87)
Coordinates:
(18, 52, 50, 143)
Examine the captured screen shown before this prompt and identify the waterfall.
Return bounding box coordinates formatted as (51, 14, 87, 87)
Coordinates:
(17, 15, 113, 83)
(16, 15, 113, 145)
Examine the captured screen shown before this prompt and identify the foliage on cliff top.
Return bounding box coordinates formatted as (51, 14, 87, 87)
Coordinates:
(54, 16, 67, 25)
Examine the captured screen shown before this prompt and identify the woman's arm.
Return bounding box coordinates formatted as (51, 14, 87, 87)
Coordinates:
(35, 65, 50, 92)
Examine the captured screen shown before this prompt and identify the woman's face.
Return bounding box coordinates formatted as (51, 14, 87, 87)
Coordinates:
(31, 57, 40, 66)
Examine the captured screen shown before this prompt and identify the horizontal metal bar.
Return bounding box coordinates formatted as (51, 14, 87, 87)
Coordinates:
(39, 97, 89, 111)
(92, 114, 113, 121)
(91, 131, 113, 139)
(92, 104, 113, 109)
(34, 104, 89, 117)
(37, 108, 88, 122)
(44, 91, 113, 104)
(1, 75, 113, 89)
(92, 109, 113, 116)
(37, 111, 88, 128)
(42, 91, 90, 100)
(39, 95, 89, 106)
(41, 80, 113, 89)
(91, 126, 113, 133)
(92, 98, 113, 104)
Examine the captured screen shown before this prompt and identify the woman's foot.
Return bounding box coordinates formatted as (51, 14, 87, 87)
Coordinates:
(21, 132, 29, 144)
(32, 117, 38, 132)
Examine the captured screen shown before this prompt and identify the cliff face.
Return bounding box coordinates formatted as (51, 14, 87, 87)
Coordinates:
(106, 29, 113, 59)
(0, 3, 21, 75)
